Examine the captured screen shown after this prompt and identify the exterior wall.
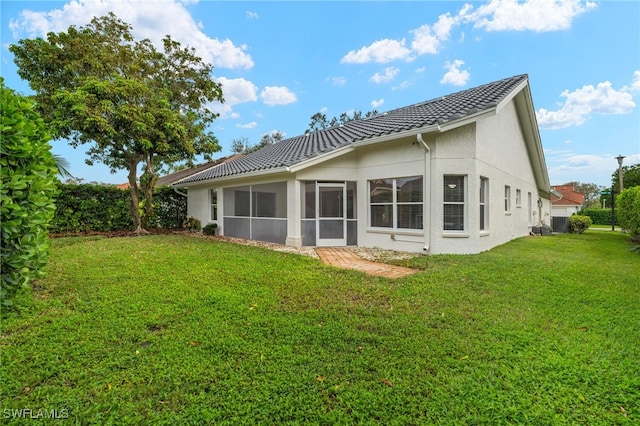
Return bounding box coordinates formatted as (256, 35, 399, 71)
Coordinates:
(183, 97, 548, 255)
(297, 135, 428, 253)
(552, 205, 580, 217)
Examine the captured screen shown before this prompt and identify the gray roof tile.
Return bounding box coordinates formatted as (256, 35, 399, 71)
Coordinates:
(178, 74, 528, 184)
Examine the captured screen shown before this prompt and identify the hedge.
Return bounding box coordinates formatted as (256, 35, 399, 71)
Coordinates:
(51, 184, 187, 233)
(1, 81, 59, 308)
(578, 208, 617, 226)
(616, 187, 640, 239)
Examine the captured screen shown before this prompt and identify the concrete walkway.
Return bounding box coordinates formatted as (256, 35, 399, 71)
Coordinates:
(315, 247, 418, 279)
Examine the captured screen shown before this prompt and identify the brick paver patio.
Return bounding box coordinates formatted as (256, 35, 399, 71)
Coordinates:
(315, 247, 418, 279)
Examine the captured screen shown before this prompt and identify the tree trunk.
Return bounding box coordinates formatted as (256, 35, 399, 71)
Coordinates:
(127, 156, 148, 234)
(140, 154, 158, 230)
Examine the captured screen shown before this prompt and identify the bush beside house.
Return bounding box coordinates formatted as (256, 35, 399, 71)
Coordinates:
(569, 215, 592, 234)
(1, 81, 58, 308)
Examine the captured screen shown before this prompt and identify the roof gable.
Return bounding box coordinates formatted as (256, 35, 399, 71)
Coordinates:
(177, 74, 530, 185)
(551, 185, 585, 206)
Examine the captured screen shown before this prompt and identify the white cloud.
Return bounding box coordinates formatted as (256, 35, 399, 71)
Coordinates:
(329, 76, 347, 87)
(626, 70, 640, 94)
(341, 38, 413, 64)
(468, 0, 597, 32)
(260, 86, 298, 106)
(411, 12, 456, 55)
(237, 122, 257, 129)
(536, 80, 636, 129)
(371, 98, 385, 108)
(545, 149, 640, 185)
(9, 0, 254, 69)
(440, 60, 470, 86)
(370, 67, 400, 84)
(216, 77, 258, 105)
(246, 11, 259, 20)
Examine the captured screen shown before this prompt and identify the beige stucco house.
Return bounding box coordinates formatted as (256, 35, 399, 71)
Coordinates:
(174, 74, 552, 254)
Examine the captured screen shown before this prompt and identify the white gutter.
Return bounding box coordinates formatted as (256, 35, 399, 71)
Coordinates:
(417, 133, 431, 254)
(173, 186, 188, 197)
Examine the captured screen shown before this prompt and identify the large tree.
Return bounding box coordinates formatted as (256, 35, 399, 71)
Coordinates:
(612, 163, 640, 192)
(10, 13, 223, 232)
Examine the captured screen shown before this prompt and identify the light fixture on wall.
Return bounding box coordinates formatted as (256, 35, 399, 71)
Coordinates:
(537, 198, 542, 208)
(447, 184, 457, 189)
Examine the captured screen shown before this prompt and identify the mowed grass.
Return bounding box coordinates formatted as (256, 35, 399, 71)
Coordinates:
(1, 232, 638, 424)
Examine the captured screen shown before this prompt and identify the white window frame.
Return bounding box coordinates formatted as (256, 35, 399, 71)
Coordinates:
(504, 185, 511, 214)
(443, 175, 467, 234)
(368, 176, 423, 232)
(479, 177, 489, 233)
(210, 188, 218, 221)
(516, 189, 522, 208)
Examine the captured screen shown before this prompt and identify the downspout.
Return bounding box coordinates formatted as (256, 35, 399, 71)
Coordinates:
(417, 133, 431, 254)
(173, 186, 188, 197)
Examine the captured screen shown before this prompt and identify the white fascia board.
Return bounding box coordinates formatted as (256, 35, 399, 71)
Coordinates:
(287, 145, 355, 173)
(173, 166, 289, 188)
(495, 79, 528, 114)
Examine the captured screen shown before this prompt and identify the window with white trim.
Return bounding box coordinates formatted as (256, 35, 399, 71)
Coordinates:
(479, 177, 489, 231)
(504, 185, 511, 213)
(444, 175, 465, 231)
(516, 189, 522, 207)
(369, 176, 423, 230)
(210, 189, 218, 221)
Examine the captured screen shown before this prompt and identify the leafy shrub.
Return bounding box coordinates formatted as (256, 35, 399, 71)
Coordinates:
(51, 184, 187, 233)
(146, 186, 187, 229)
(616, 186, 640, 241)
(202, 223, 218, 235)
(1, 80, 58, 308)
(51, 183, 132, 233)
(183, 216, 201, 232)
(569, 215, 592, 234)
(579, 208, 617, 226)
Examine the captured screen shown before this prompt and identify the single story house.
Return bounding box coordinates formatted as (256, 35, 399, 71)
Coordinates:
(550, 184, 585, 233)
(550, 184, 584, 217)
(174, 74, 552, 254)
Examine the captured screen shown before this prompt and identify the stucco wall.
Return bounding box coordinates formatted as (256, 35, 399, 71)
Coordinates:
(182, 96, 548, 255)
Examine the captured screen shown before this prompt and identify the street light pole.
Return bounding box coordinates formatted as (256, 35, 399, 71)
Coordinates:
(615, 155, 626, 192)
(614, 155, 625, 232)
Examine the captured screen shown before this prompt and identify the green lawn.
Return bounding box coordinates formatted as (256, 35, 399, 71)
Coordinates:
(1, 232, 638, 424)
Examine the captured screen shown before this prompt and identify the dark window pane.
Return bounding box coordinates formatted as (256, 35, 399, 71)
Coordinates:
(235, 190, 250, 216)
(444, 204, 464, 231)
(397, 177, 423, 202)
(444, 176, 464, 202)
(398, 204, 423, 229)
(371, 205, 393, 228)
(370, 179, 393, 203)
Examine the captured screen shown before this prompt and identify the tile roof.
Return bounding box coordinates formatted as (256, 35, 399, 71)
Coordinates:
(551, 184, 585, 206)
(178, 74, 529, 185)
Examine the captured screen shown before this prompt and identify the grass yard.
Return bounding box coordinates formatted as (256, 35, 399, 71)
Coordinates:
(1, 232, 638, 424)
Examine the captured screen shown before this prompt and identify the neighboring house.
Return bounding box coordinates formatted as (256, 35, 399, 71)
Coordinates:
(550, 184, 584, 233)
(174, 74, 552, 254)
(117, 154, 243, 189)
(550, 184, 584, 217)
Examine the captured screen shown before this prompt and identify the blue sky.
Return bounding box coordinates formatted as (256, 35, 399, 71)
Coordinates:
(1, 0, 639, 187)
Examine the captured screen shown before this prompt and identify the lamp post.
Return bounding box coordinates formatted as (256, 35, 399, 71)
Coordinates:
(614, 155, 626, 232)
(615, 154, 625, 192)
